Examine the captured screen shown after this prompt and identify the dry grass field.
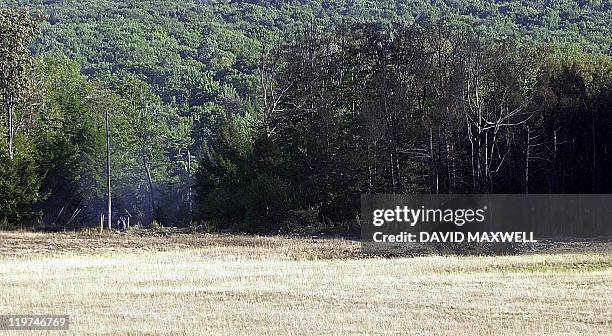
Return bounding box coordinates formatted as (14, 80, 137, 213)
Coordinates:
(0, 230, 610, 335)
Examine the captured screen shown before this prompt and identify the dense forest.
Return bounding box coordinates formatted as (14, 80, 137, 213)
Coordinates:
(0, 1, 610, 232)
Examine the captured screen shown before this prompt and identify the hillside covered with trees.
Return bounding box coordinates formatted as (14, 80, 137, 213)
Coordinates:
(0, 1, 610, 232)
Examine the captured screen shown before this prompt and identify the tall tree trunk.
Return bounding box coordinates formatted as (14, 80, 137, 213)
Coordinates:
(429, 128, 438, 193)
(525, 125, 530, 194)
(6, 98, 14, 159)
(186, 149, 192, 224)
(550, 127, 558, 193)
(143, 156, 155, 225)
(591, 106, 597, 193)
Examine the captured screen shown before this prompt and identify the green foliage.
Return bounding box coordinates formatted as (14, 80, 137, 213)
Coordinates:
(0, 8, 42, 227)
(33, 56, 104, 226)
(0, 138, 41, 228)
(0, 1, 610, 231)
(0, 8, 40, 108)
(0, 8, 40, 161)
(1, 0, 609, 113)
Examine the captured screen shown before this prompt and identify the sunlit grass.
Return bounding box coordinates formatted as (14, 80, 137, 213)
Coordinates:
(0, 231, 610, 335)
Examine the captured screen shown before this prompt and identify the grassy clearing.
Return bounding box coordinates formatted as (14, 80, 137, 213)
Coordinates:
(0, 231, 610, 335)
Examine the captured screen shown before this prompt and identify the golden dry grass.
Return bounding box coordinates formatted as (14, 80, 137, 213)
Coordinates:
(0, 231, 610, 335)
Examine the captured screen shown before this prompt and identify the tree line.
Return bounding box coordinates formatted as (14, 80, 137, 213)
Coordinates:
(0, 8, 610, 232)
(198, 23, 611, 232)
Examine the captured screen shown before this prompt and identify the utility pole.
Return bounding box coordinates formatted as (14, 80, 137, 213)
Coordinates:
(105, 108, 112, 231)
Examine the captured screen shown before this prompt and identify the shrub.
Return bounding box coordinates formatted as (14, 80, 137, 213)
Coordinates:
(242, 174, 292, 232)
(282, 205, 321, 232)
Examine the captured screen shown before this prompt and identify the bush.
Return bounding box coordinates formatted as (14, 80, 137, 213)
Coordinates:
(242, 174, 292, 232)
(282, 205, 321, 232)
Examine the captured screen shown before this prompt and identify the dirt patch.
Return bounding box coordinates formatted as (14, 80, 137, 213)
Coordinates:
(0, 230, 610, 260)
(0, 229, 361, 260)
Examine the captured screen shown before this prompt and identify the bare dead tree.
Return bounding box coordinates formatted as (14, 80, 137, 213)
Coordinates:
(460, 39, 540, 192)
(259, 46, 293, 138)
